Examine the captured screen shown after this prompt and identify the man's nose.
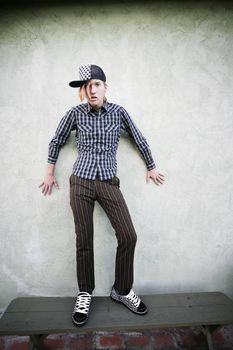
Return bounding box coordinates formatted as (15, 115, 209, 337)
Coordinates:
(90, 86, 96, 94)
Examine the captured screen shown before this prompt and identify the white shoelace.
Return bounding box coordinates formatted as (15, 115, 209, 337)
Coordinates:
(73, 292, 91, 314)
(125, 289, 141, 308)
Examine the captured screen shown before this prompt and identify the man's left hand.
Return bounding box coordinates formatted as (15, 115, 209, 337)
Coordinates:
(146, 168, 165, 185)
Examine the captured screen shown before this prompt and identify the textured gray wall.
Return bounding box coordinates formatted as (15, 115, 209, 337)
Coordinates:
(0, 2, 233, 309)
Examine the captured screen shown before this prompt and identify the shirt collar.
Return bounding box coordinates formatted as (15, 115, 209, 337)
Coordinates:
(86, 99, 108, 114)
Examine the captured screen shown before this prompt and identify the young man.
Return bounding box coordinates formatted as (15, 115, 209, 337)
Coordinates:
(39, 64, 165, 326)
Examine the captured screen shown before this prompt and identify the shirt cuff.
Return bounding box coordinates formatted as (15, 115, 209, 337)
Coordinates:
(48, 157, 57, 164)
(146, 162, 156, 171)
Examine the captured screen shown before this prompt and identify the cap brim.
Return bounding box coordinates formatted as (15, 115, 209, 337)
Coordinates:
(69, 80, 88, 88)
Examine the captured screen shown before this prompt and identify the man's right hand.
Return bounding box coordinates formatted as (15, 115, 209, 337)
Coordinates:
(39, 174, 59, 196)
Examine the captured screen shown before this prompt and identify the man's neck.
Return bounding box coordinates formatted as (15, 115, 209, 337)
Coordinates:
(92, 105, 101, 111)
(89, 99, 106, 111)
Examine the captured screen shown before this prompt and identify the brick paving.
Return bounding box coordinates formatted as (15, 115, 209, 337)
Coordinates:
(0, 326, 233, 349)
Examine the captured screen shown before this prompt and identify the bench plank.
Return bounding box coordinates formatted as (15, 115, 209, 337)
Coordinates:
(5, 291, 232, 312)
(0, 292, 233, 336)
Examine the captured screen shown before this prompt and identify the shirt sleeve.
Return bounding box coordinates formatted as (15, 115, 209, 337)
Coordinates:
(48, 108, 76, 164)
(120, 107, 156, 170)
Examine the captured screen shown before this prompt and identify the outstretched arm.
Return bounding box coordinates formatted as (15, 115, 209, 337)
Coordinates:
(121, 107, 156, 170)
(39, 107, 76, 196)
(39, 163, 59, 195)
(121, 107, 165, 185)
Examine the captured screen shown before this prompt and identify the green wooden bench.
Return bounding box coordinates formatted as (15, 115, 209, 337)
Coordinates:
(0, 292, 233, 350)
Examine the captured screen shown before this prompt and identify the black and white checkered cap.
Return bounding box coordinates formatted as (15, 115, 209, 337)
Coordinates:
(69, 64, 106, 88)
(79, 64, 91, 80)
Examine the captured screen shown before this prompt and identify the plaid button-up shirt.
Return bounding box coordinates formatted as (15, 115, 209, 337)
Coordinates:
(48, 100, 156, 180)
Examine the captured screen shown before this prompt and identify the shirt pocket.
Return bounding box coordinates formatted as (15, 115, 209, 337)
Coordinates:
(104, 123, 120, 133)
(78, 123, 93, 133)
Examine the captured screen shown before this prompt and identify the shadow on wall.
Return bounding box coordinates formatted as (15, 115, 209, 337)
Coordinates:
(2, 0, 232, 9)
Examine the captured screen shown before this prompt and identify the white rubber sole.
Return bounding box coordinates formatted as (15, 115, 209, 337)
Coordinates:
(72, 314, 88, 326)
(110, 295, 148, 315)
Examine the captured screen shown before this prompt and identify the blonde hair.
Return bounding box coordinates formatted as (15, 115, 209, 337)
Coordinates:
(79, 84, 86, 102)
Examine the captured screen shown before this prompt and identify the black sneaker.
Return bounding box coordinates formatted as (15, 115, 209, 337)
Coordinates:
(110, 287, 148, 315)
(72, 291, 92, 326)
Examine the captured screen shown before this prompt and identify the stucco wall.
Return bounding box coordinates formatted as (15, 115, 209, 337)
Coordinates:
(0, 1, 233, 310)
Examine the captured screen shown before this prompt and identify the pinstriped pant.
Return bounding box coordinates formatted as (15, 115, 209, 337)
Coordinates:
(69, 174, 137, 295)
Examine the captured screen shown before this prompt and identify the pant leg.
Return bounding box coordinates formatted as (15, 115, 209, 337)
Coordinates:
(95, 177, 137, 294)
(69, 174, 96, 294)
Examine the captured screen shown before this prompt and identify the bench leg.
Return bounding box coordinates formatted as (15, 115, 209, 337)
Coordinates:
(28, 334, 48, 350)
(201, 325, 221, 350)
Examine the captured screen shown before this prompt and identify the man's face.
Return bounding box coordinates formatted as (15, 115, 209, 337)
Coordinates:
(85, 79, 106, 110)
